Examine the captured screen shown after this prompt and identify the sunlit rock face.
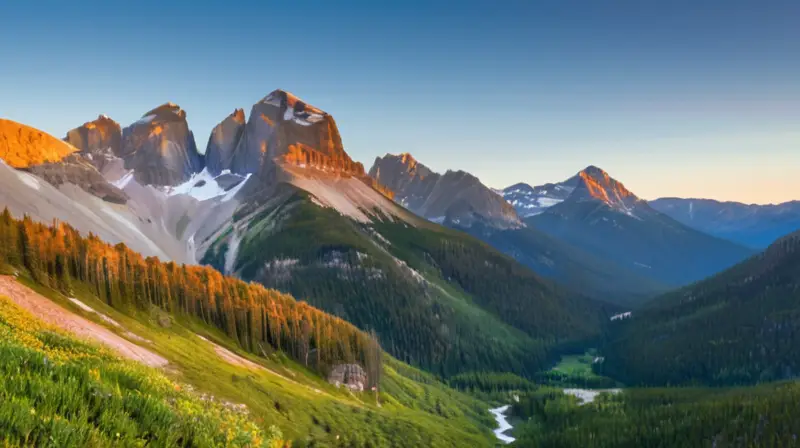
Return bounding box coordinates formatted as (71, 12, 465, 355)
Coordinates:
(229, 90, 366, 179)
(64, 114, 122, 171)
(572, 166, 641, 214)
(369, 152, 522, 229)
(120, 103, 204, 187)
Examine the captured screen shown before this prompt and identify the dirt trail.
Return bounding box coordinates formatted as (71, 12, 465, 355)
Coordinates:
(196, 334, 267, 371)
(0, 276, 168, 367)
(195, 334, 337, 399)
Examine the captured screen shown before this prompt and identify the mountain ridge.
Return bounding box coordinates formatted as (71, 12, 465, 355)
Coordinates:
(650, 197, 800, 248)
(369, 152, 521, 229)
(524, 166, 756, 286)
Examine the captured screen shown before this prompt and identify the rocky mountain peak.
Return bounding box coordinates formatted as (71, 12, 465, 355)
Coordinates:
(119, 103, 203, 186)
(205, 108, 248, 175)
(369, 153, 433, 182)
(230, 108, 246, 124)
(141, 102, 187, 122)
(574, 165, 637, 208)
(64, 115, 122, 169)
(228, 89, 364, 179)
(369, 153, 521, 229)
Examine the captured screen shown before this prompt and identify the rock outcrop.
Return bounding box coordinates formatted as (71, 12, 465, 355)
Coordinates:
(327, 364, 367, 391)
(63, 114, 122, 171)
(369, 153, 521, 229)
(26, 154, 128, 204)
(0, 119, 76, 168)
(120, 103, 203, 186)
(205, 109, 245, 175)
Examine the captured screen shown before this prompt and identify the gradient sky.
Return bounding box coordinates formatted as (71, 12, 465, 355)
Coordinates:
(2, 0, 798, 204)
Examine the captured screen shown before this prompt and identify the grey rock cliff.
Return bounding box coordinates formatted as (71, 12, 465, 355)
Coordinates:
(120, 103, 203, 186)
(205, 109, 246, 175)
(369, 153, 521, 229)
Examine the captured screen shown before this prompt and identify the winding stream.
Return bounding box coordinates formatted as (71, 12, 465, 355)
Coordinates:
(490, 389, 623, 443)
(489, 405, 515, 444)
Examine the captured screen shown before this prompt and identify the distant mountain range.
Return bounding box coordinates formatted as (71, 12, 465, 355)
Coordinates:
(372, 155, 755, 302)
(505, 178, 800, 250)
(371, 156, 670, 303)
(521, 166, 755, 286)
(649, 198, 800, 248)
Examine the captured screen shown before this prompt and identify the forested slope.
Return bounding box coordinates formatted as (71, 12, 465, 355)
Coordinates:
(511, 384, 800, 447)
(602, 230, 800, 386)
(203, 187, 609, 378)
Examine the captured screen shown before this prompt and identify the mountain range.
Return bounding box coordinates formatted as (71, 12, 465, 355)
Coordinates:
(371, 155, 756, 303)
(522, 166, 756, 287)
(0, 90, 610, 380)
(1, 89, 796, 378)
(649, 197, 800, 248)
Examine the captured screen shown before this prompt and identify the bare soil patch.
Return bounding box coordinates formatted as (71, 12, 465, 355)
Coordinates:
(0, 276, 167, 367)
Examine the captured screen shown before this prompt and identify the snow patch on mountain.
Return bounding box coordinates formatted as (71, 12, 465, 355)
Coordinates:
(502, 181, 576, 217)
(162, 168, 250, 202)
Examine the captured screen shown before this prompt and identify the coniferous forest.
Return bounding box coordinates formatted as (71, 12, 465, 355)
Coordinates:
(510, 383, 800, 447)
(204, 190, 609, 378)
(601, 231, 800, 386)
(0, 208, 381, 379)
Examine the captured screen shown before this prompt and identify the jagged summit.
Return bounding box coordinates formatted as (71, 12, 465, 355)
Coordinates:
(140, 102, 187, 121)
(370, 153, 433, 181)
(205, 108, 247, 175)
(370, 152, 521, 229)
(64, 115, 122, 169)
(120, 102, 202, 186)
(230, 108, 246, 123)
(572, 166, 639, 215)
(224, 89, 363, 178)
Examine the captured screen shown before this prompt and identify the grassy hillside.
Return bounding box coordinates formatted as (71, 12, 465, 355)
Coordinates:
(0, 209, 497, 446)
(602, 231, 800, 386)
(0, 292, 287, 447)
(205, 186, 609, 378)
(0, 272, 497, 447)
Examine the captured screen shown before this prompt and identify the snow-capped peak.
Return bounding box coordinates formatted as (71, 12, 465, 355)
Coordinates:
(502, 179, 577, 217)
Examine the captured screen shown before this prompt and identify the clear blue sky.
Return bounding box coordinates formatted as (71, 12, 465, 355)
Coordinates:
(2, 0, 798, 203)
